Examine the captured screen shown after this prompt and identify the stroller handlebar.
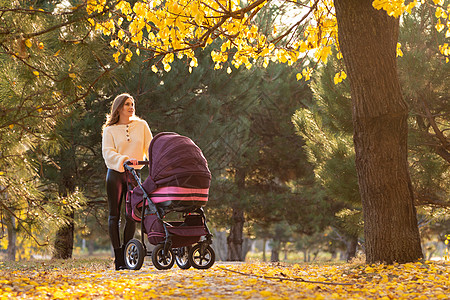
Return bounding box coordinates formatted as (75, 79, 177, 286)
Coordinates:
(124, 160, 149, 165)
(123, 161, 149, 171)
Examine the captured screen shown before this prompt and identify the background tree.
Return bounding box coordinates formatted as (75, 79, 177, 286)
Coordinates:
(0, 0, 129, 259)
(293, 3, 449, 261)
(292, 56, 362, 261)
(397, 4, 449, 207)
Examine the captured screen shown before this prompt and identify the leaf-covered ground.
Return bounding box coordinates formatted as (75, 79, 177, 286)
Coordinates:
(0, 258, 449, 299)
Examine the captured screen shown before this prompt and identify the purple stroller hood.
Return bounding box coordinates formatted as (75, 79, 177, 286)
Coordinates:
(130, 132, 211, 218)
(148, 132, 211, 189)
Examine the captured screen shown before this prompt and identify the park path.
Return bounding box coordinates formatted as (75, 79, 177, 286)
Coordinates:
(73, 261, 313, 299)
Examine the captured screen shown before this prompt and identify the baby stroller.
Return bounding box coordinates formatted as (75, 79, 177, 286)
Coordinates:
(123, 132, 215, 270)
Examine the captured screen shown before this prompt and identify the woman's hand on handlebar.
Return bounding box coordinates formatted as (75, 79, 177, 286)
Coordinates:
(125, 159, 138, 165)
(124, 160, 149, 167)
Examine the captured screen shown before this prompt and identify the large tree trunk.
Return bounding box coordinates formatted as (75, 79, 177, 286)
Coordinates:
(334, 0, 423, 264)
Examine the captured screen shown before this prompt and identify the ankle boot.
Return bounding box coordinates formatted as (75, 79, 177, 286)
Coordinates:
(114, 247, 127, 270)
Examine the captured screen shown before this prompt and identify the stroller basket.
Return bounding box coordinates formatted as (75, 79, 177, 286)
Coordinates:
(145, 214, 207, 248)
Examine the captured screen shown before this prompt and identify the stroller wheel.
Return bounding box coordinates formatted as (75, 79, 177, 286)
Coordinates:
(152, 244, 175, 270)
(175, 246, 192, 270)
(188, 244, 215, 269)
(125, 239, 145, 270)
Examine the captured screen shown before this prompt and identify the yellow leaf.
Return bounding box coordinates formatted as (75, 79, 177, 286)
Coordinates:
(118, 29, 125, 40)
(318, 46, 332, 63)
(190, 57, 198, 68)
(125, 48, 133, 61)
(38, 42, 44, 49)
(110, 40, 119, 47)
(334, 73, 341, 85)
(296, 73, 302, 81)
(69, 73, 77, 79)
(33, 70, 39, 77)
(406, 1, 417, 14)
(227, 67, 232, 74)
(396, 42, 403, 57)
(151, 65, 158, 73)
(9, 124, 14, 129)
(25, 39, 32, 48)
(113, 51, 121, 63)
(260, 291, 272, 297)
(263, 57, 269, 68)
(435, 20, 444, 32)
(54, 49, 61, 57)
(302, 67, 312, 81)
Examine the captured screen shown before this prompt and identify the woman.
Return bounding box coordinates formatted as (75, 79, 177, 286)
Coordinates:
(102, 93, 152, 270)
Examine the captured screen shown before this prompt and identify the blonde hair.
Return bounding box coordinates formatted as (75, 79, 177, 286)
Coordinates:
(103, 93, 138, 129)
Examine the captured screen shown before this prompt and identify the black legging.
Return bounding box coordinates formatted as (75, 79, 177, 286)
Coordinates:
(106, 169, 138, 249)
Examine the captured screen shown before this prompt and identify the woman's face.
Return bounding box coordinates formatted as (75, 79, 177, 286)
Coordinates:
(119, 98, 135, 121)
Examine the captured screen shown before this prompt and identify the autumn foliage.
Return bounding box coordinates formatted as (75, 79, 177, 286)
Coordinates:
(0, 259, 449, 299)
(86, 0, 449, 79)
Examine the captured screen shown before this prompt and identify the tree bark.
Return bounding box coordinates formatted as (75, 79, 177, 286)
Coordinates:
(53, 211, 75, 259)
(334, 0, 423, 264)
(262, 238, 267, 262)
(52, 149, 76, 259)
(271, 246, 280, 262)
(6, 214, 16, 261)
(226, 168, 246, 261)
(227, 207, 245, 261)
(345, 236, 358, 262)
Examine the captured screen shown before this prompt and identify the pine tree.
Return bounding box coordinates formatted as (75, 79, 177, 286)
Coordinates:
(0, 0, 126, 259)
(398, 5, 449, 208)
(292, 53, 362, 261)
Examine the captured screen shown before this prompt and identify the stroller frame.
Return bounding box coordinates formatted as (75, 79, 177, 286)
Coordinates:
(123, 161, 214, 270)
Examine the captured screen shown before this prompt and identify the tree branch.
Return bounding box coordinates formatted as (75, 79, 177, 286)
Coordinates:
(218, 266, 353, 286)
(0, 201, 49, 247)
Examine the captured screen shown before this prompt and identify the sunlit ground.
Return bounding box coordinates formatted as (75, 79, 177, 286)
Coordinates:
(1, 254, 449, 299)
